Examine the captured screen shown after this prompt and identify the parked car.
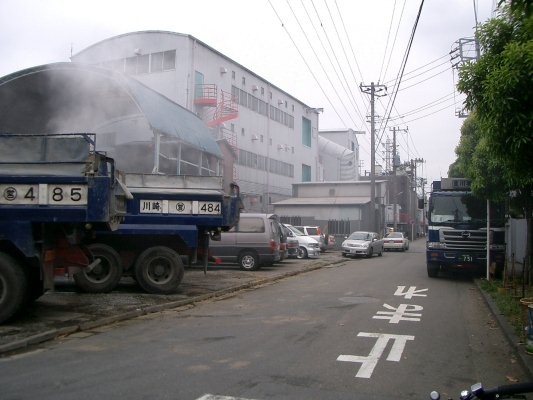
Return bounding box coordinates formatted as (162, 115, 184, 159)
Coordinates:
(341, 231, 384, 258)
(283, 224, 321, 259)
(294, 225, 327, 252)
(383, 231, 409, 251)
(209, 213, 282, 270)
(279, 223, 299, 258)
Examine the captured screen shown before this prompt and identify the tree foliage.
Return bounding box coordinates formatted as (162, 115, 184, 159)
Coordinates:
(456, 0, 533, 193)
(451, 113, 507, 200)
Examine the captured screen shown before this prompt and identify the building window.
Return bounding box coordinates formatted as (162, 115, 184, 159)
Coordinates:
(125, 56, 137, 74)
(138, 54, 149, 73)
(302, 164, 311, 182)
(232, 71, 236, 80)
(260, 134, 264, 143)
(302, 117, 312, 147)
(241, 128, 245, 137)
(261, 87, 264, 95)
(242, 77, 246, 86)
(150, 52, 164, 72)
(163, 50, 176, 70)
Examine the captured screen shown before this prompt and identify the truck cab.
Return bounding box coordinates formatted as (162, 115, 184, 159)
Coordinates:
(426, 178, 505, 277)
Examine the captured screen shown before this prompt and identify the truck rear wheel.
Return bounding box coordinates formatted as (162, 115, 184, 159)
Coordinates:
(74, 244, 123, 293)
(0, 253, 28, 324)
(134, 246, 184, 294)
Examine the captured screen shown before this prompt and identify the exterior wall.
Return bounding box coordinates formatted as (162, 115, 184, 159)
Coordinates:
(273, 180, 386, 237)
(72, 31, 323, 214)
(293, 181, 387, 198)
(319, 129, 361, 180)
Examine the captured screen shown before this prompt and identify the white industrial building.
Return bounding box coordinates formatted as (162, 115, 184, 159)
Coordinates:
(71, 30, 362, 213)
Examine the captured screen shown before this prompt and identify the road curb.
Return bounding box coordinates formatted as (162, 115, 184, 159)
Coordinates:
(475, 280, 533, 379)
(0, 260, 339, 356)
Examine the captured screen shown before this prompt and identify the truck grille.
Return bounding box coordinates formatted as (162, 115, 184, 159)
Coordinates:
(442, 229, 486, 251)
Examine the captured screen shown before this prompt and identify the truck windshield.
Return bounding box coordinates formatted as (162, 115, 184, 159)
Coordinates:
(429, 193, 505, 227)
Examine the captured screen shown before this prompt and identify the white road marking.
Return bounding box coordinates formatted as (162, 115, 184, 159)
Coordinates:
(372, 303, 423, 323)
(196, 395, 258, 400)
(337, 332, 415, 378)
(395, 286, 428, 299)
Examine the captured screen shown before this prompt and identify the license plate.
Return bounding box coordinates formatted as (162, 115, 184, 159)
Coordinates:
(140, 199, 221, 215)
(1, 184, 88, 205)
(460, 254, 473, 262)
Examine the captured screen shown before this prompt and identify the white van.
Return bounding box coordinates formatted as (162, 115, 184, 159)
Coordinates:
(283, 224, 321, 259)
(209, 213, 282, 270)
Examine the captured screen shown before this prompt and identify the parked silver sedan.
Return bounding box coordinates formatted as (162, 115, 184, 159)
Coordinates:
(341, 231, 384, 258)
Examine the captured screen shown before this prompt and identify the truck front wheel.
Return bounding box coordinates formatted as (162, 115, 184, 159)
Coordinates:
(0, 253, 28, 324)
(134, 246, 184, 294)
(74, 244, 123, 293)
(427, 262, 439, 278)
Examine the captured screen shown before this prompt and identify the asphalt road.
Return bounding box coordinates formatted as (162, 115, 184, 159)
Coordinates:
(1, 239, 532, 399)
(0, 250, 341, 352)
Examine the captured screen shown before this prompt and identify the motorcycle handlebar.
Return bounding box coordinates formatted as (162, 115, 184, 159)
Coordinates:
(431, 381, 533, 399)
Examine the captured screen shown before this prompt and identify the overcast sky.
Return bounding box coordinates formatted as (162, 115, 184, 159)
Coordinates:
(0, 0, 497, 188)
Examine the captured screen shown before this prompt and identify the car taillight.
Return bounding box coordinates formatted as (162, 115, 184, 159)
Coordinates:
(270, 239, 277, 251)
(316, 227, 321, 235)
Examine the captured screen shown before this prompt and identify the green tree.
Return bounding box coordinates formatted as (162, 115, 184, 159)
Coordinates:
(456, 0, 532, 265)
(457, 1, 532, 189)
(452, 113, 507, 201)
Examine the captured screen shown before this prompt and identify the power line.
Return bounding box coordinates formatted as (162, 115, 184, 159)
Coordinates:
(267, 0, 348, 126)
(284, 0, 360, 127)
(377, 0, 425, 145)
(380, 0, 408, 84)
(300, 0, 366, 127)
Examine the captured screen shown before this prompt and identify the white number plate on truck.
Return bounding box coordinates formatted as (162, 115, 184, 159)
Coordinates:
(140, 200, 221, 215)
(0, 184, 88, 205)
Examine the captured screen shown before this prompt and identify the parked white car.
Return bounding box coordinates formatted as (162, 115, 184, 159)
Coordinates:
(383, 232, 409, 251)
(283, 224, 321, 259)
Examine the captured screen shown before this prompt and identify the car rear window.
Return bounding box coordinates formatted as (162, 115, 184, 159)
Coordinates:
(237, 217, 265, 233)
(306, 227, 319, 235)
(386, 232, 403, 238)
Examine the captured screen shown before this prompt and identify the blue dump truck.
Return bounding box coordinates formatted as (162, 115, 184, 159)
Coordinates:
(426, 177, 506, 278)
(77, 173, 241, 294)
(0, 133, 241, 323)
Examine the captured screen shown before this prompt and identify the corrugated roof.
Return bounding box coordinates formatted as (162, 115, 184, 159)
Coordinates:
(0, 62, 221, 158)
(272, 196, 371, 206)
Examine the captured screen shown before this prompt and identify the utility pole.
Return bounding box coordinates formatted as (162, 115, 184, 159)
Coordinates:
(390, 126, 407, 231)
(360, 82, 387, 233)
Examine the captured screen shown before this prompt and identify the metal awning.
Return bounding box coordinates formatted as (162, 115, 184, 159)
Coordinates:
(0, 62, 221, 158)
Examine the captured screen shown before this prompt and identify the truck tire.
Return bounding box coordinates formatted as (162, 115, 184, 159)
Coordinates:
(238, 250, 259, 271)
(134, 246, 184, 294)
(0, 253, 28, 324)
(74, 244, 123, 293)
(427, 262, 439, 278)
